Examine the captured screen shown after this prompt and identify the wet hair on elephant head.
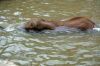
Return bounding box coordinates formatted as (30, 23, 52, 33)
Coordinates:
(24, 18, 57, 32)
(64, 17, 95, 31)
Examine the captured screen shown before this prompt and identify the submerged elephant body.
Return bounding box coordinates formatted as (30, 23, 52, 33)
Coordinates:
(23, 17, 95, 32)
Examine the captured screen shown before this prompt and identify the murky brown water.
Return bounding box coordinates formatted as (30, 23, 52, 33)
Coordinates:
(0, 0, 100, 66)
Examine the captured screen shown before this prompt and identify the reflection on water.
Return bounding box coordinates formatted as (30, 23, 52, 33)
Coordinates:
(0, 0, 100, 66)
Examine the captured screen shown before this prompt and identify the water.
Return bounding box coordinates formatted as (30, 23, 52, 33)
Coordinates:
(0, 0, 100, 66)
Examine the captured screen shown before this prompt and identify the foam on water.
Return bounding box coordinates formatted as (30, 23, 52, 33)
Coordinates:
(0, 60, 17, 66)
(93, 28, 100, 31)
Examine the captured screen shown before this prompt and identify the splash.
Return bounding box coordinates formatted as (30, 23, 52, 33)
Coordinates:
(93, 28, 100, 31)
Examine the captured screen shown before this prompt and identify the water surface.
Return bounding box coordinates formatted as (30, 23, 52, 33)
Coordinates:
(0, 0, 100, 66)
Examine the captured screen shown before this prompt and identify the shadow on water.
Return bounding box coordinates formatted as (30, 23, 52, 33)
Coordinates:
(0, 26, 3, 29)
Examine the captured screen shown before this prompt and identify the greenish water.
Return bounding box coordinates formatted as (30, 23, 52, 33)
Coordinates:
(0, 0, 100, 66)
